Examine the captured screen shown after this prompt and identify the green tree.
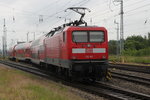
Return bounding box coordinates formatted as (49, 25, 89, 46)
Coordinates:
(109, 34, 150, 57)
(124, 35, 147, 50)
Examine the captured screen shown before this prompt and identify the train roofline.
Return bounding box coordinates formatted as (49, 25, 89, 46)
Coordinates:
(63, 26, 107, 31)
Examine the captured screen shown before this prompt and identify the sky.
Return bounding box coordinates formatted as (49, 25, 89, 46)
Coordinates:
(0, 0, 150, 49)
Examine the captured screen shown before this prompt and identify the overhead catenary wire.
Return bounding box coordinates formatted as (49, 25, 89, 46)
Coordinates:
(33, 0, 60, 14)
(38, 0, 86, 23)
(0, 0, 134, 18)
(37, 0, 91, 28)
(90, 2, 150, 27)
(87, 0, 149, 20)
(125, 3, 150, 14)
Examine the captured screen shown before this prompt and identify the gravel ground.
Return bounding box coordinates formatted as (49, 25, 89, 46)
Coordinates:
(64, 85, 108, 100)
(108, 69, 150, 95)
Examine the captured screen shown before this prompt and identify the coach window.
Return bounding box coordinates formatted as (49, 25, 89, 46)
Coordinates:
(63, 32, 65, 42)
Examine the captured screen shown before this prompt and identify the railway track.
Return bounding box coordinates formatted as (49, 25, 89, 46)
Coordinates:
(0, 60, 150, 100)
(0, 60, 50, 79)
(109, 63, 150, 74)
(111, 72, 150, 86)
(94, 82, 150, 100)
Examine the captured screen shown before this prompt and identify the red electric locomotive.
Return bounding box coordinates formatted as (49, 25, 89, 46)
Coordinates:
(30, 7, 109, 81)
(44, 26, 108, 81)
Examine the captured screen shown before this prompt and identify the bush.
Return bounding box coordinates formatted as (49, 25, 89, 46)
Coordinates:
(109, 55, 150, 63)
(123, 47, 150, 56)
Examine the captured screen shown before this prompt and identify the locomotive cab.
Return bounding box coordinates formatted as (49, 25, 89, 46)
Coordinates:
(67, 26, 108, 80)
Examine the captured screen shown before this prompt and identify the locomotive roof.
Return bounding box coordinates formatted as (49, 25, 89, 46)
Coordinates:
(63, 26, 107, 31)
(45, 25, 106, 38)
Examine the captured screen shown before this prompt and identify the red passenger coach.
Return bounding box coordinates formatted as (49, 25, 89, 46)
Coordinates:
(30, 36, 46, 64)
(14, 42, 31, 61)
(8, 45, 17, 60)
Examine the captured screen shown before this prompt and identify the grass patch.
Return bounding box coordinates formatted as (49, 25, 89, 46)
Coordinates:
(0, 68, 11, 86)
(0, 66, 84, 100)
(109, 55, 150, 64)
(23, 84, 65, 100)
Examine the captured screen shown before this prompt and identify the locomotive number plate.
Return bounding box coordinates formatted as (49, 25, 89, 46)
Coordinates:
(86, 48, 93, 53)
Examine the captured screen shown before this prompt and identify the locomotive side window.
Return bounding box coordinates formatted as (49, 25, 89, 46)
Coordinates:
(72, 31, 88, 42)
(63, 32, 65, 42)
(89, 31, 104, 42)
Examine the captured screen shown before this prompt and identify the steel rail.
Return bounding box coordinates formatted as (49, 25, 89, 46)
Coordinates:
(109, 64, 150, 74)
(109, 63, 150, 67)
(0, 60, 49, 78)
(112, 72, 150, 81)
(95, 82, 150, 100)
(111, 72, 150, 86)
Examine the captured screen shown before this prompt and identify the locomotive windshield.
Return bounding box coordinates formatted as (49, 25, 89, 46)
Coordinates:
(72, 31, 88, 42)
(72, 31, 104, 43)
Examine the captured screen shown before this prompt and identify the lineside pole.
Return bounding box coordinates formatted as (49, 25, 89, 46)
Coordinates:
(120, 0, 124, 54)
(120, 0, 124, 62)
(114, 0, 124, 62)
(114, 20, 119, 56)
(3, 18, 7, 59)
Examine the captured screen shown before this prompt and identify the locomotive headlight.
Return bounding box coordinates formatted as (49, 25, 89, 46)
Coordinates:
(102, 56, 106, 59)
(72, 56, 76, 59)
